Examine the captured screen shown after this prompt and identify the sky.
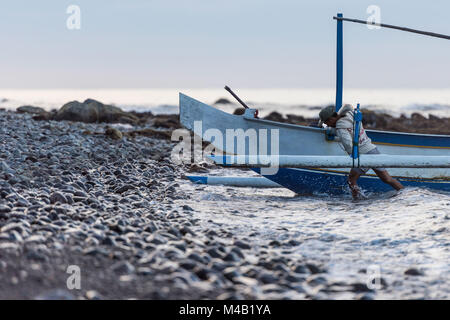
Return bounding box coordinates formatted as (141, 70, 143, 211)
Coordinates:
(0, 0, 449, 89)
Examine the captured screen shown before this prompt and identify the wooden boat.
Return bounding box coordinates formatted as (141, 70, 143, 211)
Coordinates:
(179, 14, 450, 195)
(180, 94, 450, 194)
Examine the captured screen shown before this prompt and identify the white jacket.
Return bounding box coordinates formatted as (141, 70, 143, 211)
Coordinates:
(334, 104, 376, 155)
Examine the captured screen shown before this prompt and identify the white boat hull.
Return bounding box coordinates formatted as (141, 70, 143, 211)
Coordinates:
(179, 93, 450, 180)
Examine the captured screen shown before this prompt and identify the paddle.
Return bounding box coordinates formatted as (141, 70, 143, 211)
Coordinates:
(224, 86, 250, 109)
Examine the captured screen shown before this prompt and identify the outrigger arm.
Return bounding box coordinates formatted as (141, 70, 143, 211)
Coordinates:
(333, 13, 450, 112)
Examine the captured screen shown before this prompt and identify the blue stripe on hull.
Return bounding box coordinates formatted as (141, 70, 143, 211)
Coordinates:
(367, 130, 450, 148)
(252, 168, 450, 195)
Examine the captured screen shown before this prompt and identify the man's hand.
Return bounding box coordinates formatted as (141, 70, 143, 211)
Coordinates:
(325, 127, 336, 141)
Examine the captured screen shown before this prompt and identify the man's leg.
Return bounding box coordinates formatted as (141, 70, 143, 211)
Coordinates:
(348, 168, 364, 199)
(374, 169, 404, 191)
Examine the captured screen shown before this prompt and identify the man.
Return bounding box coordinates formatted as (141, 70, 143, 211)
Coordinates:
(318, 104, 404, 199)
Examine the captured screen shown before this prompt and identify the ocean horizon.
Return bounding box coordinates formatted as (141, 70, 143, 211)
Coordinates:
(1, 88, 450, 118)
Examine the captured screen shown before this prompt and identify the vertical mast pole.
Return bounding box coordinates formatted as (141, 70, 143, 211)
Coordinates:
(335, 13, 343, 112)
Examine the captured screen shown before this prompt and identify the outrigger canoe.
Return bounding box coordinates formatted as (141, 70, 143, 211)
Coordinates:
(179, 13, 450, 195)
(179, 93, 450, 195)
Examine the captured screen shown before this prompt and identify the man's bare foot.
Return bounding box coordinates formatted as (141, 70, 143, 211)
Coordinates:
(348, 181, 365, 200)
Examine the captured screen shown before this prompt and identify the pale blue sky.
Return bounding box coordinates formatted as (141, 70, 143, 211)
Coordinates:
(0, 0, 448, 88)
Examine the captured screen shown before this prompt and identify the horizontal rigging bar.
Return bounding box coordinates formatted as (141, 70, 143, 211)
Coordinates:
(210, 155, 450, 168)
(187, 176, 281, 188)
(333, 16, 450, 40)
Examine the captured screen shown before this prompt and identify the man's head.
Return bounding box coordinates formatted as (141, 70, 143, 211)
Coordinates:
(318, 105, 339, 127)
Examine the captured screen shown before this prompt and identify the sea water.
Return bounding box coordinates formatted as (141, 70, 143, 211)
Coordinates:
(178, 168, 450, 299)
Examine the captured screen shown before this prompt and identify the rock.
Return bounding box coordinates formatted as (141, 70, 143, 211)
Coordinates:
(0, 242, 20, 251)
(223, 251, 240, 262)
(286, 114, 306, 123)
(285, 273, 305, 283)
(233, 108, 245, 115)
(234, 240, 251, 250)
(195, 267, 210, 280)
(223, 267, 240, 281)
(1, 222, 26, 234)
(411, 113, 427, 121)
(55, 99, 138, 124)
(179, 260, 197, 271)
(214, 98, 232, 104)
(187, 164, 209, 173)
(268, 240, 281, 247)
(429, 114, 440, 120)
(0, 205, 10, 213)
(86, 290, 102, 300)
(206, 248, 223, 259)
(25, 235, 46, 243)
(145, 234, 167, 245)
(50, 192, 67, 204)
(16, 105, 46, 114)
(111, 261, 135, 275)
(114, 185, 134, 194)
(404, 268, 424, 276)
(230, 247, 244, 259)
(293, 265, 309, 274)
(32, 111, 54, 121)
(351, 282, 374, 293)
(187, 252, 206, 264)
(264, 111, 284, 122)
(306, 263, 324, 274)
(16, 198, 30, 207)
(105, 126, 123, 140)
(307, 275, 328, 287)
(152, 114, 181, 129)
(26, 250, 49, 262)
(259, 272, 278, 284)
(286, 239, 301, 246)
(235, 276, 258, 287)
(8, 230, 23, 242)
(73, 190, 87, 198)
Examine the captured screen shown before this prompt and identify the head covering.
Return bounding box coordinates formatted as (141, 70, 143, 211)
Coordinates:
(318, 105, 336, 126)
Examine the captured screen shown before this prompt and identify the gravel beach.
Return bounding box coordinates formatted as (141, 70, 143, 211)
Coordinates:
(0, 105, 448, 300)
(0, 107, 312, 299)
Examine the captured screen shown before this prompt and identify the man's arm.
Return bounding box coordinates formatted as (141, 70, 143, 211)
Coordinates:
(336, 128, 353, 155)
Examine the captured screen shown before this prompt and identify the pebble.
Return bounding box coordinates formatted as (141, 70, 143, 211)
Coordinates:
(86, 290, 102, 300)
(223, 251, 240, 262)
(0, 205, 11, 213)
(223, 267, 240, 281)
(404, 268, 424, 276)
(111, 261, 135, 275)
(259, 272, 278, 284)
(49, 192, 67, 204)
(234, 240, 251, 250)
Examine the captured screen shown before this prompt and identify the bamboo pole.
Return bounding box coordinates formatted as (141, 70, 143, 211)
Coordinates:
(209, 155, 450, 168)
(187, 176, 281, 188)
(333, 16, 450, 40)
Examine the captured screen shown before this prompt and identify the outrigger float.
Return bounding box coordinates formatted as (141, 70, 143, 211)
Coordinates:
(181, 14, 450, 195)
